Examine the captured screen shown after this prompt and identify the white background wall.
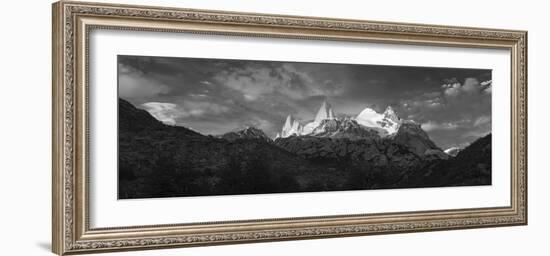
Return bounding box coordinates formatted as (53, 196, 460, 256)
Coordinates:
(0, 0, 547, 255)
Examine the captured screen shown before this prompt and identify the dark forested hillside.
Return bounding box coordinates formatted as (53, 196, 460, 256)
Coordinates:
(118, 98, 491, 199)
(397, 134, 492, 187)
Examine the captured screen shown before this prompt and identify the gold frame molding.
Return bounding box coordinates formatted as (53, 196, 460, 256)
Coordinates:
(52, 1, 528, 255)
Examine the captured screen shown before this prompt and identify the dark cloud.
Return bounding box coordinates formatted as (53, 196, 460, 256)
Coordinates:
(118, 55, 491, 149)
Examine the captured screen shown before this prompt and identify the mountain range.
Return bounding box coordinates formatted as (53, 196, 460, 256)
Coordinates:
(277, 101, 403, 139)
(274, 101, 449, 164)
(118, 98, 491, 199)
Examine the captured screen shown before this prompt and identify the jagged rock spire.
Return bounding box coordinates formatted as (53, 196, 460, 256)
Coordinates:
(281, 114, 303, 138)
(383, 106, 400, 122)
(314, 101, 335, 123)
(355, 105, 402, 136)
(280, 102, 403, 139)
(283, 114, 294, 133)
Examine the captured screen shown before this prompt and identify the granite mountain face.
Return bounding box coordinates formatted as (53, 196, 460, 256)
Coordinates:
(274, 101, 449, 170)
(220, 127, 272, 143)
(118, 98, 491, 199)
(277, 102, 403, 139)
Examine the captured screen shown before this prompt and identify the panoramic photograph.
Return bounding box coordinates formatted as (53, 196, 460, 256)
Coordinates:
(117, 55, 492, 199)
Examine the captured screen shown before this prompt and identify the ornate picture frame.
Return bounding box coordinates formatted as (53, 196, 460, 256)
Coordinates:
(52, 1, 527, 255)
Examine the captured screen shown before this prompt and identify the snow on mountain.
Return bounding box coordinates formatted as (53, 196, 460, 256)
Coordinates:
(301, 101, 335, 135)
(278, 101, 402, 139)
(355, 108, 379, 127)
(273, 100, 448, 162)
(281, 114, 304, 137)
(308, 117, 380, 139)
(314, 101, 335, 123)
(382, 106, 400, 123)
(355, 106, 401, 136)
(301, 121, 318, 135)
(280, 101, 335, 138)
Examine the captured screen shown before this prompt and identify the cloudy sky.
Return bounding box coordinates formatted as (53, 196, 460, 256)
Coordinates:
(118, 55, 492, 150)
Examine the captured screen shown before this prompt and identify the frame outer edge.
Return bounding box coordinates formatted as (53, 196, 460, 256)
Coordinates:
(52, 1, 65, 255)
(522, 31, 528, 225)
(54, 1, 528, 254)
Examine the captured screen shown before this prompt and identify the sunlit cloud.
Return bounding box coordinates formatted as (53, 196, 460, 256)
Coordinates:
(141, 102, 179, 125)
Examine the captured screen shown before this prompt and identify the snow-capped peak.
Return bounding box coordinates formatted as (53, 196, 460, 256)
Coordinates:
(355, 106, 401, 136)
(314, 101, 335, 123)
(283, 115, 293, 132)
(355, 108, 380, 128)
(281, 114, 303, 138)
(383, 106, 399, 122)
(278, 102, 402, 139)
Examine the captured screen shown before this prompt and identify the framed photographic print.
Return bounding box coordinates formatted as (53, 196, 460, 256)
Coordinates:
(52, 1, 527, 255)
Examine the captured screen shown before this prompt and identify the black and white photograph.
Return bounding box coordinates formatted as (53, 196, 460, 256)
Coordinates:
(1, 0, 541, 255)
(118, 55, 492, 199)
